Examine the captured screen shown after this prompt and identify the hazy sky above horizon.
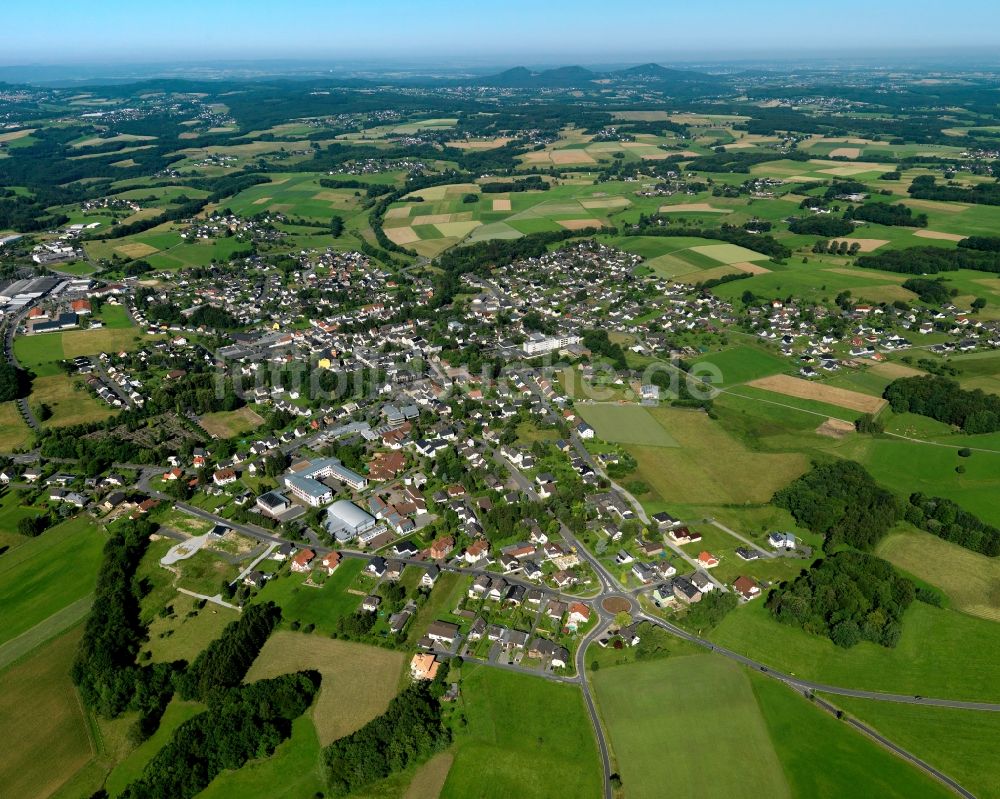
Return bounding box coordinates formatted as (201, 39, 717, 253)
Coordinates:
(4, 0, 1000, 65)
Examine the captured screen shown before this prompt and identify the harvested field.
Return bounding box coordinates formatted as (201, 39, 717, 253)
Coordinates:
(404, 752, 454, 799)
(0, 128, 36, 143)
(832, 238, 889, 252)
(384, 205, 411, 219)
(492, 198, 512, 211)
(245, 631, 405, 745)
(818, 166, 878, 176)
(869, 361, 926, 379)
(0, 627, 93, 799)
(746, 374, 887, 413)
(114, 242, 159, 258)
(557, 218, 604, 231)
(658, 203, 732, 213)
(816, 417, 856, 438)
(729, 261, 771, 275)
(251, 197, 271, 205)
(829, 147, 862, 158)
(549, 149, 596, 164)
(914, 230, 965, 242)
(384, 226, 420, 245)
(827, 268, 907, 282)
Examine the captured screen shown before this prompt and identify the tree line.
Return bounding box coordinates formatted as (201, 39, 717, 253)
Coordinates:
(856, 245, 1000, 275)
(72, 518, 178, 738)
(884, 375, 1000, 434)
(905, 493, 1000, 556)
(908, 175, 1000, 206)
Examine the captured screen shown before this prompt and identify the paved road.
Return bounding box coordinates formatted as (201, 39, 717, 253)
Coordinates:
(575, 618, 614, 799)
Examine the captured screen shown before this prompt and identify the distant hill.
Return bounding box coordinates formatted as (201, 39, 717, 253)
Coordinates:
(481, 63, 728, 91)
(486, 65, 598, 88)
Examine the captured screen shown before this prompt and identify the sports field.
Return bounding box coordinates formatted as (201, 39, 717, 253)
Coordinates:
(877, 529, 1000, 621)
(594, 655, 790, 798)
(245, 631, 406, 745)
(576, 403, 679, 446)
(442, 664, 602, 799)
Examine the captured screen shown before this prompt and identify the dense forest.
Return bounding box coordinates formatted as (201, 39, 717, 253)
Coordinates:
(787, 215, 856, 237)
(905, 493, 1000, 556)
(772, 460, 900, 549)
(884, 376, 1000, 433)
(767, 551, 914, 648)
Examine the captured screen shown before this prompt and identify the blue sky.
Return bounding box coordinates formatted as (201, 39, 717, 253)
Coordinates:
(4, 0, 1000, 65)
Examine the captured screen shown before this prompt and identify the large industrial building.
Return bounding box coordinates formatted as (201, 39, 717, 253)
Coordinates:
(326, 499, 378, 542)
